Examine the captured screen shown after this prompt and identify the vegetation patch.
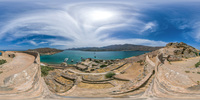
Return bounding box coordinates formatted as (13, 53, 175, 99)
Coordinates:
(0, 59, 7, 65)
(0, 71, 3, 74)
(195, 61, 200, 68)
(100, 65, 108, 68)
(105, 72, 116, 78)
(41, 65, 54, 77)
(185, 71, 190, 73)
(94, 60, 100, 63)
(92, 64, 97, 66)
(137, 60, 144, 65)
(197, 72, 200, 74)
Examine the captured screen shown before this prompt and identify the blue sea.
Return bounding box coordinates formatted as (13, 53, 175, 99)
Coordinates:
(40, 50, 149, 64)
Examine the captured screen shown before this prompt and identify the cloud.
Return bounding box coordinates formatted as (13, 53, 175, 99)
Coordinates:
(29, 40, 37, 46)
(140, 22, 157, 33)
(0, 1, 170, 49)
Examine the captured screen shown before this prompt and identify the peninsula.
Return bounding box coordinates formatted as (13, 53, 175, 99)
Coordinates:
(27, 48, 64, 55)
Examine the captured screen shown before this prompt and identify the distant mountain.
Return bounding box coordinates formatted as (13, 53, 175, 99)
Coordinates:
(68, 44, 163, 51)
(27, 48, 64, 55)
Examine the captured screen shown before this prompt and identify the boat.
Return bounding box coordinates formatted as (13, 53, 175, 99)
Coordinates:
(64, 58, 68, 62)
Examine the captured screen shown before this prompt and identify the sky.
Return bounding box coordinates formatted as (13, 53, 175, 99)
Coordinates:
(0, 0, 200, 50)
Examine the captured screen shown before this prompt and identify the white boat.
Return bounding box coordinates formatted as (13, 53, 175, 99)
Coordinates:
(64, 58, 68, 62)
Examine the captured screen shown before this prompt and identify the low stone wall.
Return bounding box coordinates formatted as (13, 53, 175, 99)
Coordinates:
(22, 51, 40, 63)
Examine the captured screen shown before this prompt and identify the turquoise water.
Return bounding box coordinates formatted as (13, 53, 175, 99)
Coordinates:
(40, 50, 150, 64)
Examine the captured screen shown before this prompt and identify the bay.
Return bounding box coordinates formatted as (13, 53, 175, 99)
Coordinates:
(40, 50, 150, 64)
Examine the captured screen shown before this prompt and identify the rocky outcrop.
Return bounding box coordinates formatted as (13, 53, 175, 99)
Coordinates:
(165, 42, 199, 61)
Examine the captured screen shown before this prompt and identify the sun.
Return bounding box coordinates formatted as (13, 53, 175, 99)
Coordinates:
(87, 9, 115, 22)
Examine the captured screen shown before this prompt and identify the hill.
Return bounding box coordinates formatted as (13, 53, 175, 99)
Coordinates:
(27, 48, 63, 55)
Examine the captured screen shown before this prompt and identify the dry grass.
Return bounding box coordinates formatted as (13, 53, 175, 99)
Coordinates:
(77, 82, 114, 89)
(114, 62, 143, 80)
(55, 76, 73, 85)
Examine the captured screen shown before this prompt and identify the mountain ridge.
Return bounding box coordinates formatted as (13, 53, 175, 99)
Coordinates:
(67, 44, 163, 51)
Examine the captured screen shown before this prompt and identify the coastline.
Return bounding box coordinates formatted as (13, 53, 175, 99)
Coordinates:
(40, 50, 151, 65)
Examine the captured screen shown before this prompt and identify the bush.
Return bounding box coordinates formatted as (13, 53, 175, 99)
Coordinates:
(197, 72, 200, 74)
(92, 64, 97, 66)
(41, 65, 54, 77)
(195, 61, 200, 68)
(105, 72, 116, 78)
(100, 65, 108, 68)
(0, 71, 3, 74)
(185, 71, 190, 73)
(94, 60, 100, 63)
(0, 59, 7, 65)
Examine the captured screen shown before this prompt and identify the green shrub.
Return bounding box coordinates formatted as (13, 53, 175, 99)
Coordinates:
(92, 64, 97, 66)
(100, 65, 108, 68)
(105, 72, 116, 78)
(0, 71, 3, 74)
(0, 59, 6, 65)
(41, 65, 54, 77)
(185, 71, 190, 73)
(195, 61, 200, 68)
(197, 72, 200, 74)
(94, 60, 100, 63)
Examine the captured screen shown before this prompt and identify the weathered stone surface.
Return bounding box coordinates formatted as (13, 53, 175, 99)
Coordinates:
(165, 42, 199, 61)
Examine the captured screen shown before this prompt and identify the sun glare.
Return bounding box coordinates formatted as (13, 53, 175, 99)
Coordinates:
(88, 10, 115, 22)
